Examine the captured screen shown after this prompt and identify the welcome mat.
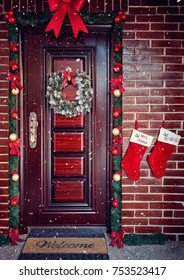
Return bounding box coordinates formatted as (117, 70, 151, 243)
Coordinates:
(18, 228, 109, 260)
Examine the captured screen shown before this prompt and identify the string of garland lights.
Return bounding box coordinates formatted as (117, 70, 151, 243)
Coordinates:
(2, 7, 126, 248)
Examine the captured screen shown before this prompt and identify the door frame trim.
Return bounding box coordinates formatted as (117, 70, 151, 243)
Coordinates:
(19, 24, 114, 233)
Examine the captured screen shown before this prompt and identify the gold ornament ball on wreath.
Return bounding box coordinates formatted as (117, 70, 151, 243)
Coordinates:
(9, 133, 18, 142)
(113, 89, 121, 97)
(11, 88, 20, 96)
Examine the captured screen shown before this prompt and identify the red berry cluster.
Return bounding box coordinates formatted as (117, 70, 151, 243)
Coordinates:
(10, 61, 19, 71)
(112, 198, 119, 208)
(114, 10, 126, 24)
(114, 42, 121, 53)
(113, 62, 122, 73)
(10, 43, 18, 53)
(10, 110, 19, 119)
(4, 10, 16, 24)
(113, 108, 122, 118)
(10, 196, 19, 206)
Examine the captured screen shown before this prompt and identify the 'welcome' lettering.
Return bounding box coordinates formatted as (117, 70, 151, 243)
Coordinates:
(36, 240, 95, 249)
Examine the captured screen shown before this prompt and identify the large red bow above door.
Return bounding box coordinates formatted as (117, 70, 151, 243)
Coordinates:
(45, 0, 88, 38)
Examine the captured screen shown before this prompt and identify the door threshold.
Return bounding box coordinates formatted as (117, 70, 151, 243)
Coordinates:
(27, 226, 108, 238)
(28, 226, 107, 234)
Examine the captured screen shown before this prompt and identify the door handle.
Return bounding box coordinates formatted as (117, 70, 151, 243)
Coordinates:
(29, 112, 38, 148)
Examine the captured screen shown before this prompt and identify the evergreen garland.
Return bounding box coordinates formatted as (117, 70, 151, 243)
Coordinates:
(110, 18, 123, 234)
(7, 14, 20, 234)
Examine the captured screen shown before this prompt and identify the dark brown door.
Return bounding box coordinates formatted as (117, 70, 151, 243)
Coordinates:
(20, 26, 112, 230)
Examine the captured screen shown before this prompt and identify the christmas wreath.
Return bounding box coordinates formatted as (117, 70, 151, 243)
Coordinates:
(46, 67, 93, 117)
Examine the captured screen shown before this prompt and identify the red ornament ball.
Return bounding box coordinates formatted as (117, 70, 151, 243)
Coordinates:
(113, 63, 122, 73)
(8, 16, 16, 24)
(12, 46, 18, 52)
(112, 198, 119, 208)
(122, 14, 126, 20)
(114, 15, 121, 24)
(10, 62, 19, 71)
(113, 111, 120, 118)
(10, 196, 19, 206)
(4, 13, 9, 19)
(11, 110, 19, 119)
(8, 10, 14, 16)
(113, 47, 119, 53)
(114, 66, 121, 73)
(111, 148, 119, 156)
(118, 11, 123, 16)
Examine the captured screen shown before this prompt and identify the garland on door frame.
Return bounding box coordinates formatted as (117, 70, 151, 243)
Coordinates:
(3, 8, 125, 248)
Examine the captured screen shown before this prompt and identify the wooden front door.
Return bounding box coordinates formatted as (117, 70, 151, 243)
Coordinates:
(20, 26, 112, 230)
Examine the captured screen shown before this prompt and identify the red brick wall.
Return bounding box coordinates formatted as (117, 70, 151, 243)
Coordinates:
(0, 0, 184, 240)
(122, 0, 184, 241)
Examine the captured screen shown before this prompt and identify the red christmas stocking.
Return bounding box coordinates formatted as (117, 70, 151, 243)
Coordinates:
(148, 142, 175, 179)
(121, 121, 153, 181)
(148, 122, 181, 179)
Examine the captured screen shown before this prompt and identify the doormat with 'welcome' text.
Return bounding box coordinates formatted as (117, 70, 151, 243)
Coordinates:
(18, 228, 109, 260)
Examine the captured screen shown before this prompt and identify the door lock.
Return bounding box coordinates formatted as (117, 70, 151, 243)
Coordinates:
(29, 112, 38, 148)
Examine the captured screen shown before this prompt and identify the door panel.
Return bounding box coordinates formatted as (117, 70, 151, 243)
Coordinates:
(21, 26, 112, 228)
(54, 133, 85, 152)
(54, 157, 84, 177)
(54, 115, 84, 128)
(54, 181, 85, 202)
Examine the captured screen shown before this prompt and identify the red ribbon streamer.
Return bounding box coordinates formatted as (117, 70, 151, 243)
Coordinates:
(111, 75, 125, 94)
(45, 0, 88, 38)
(109, 229, 125, 249)
(63, 71, 76, 86)
(9, 139, 21, 157)
(9, 228, 24, 246)
(7, 72, 23, 90)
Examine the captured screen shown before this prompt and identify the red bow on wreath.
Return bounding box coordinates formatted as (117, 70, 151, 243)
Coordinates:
(9, 228, 24, 246)
(45, 0, 88, 38)
(9, 139, 21, 157)
(111, 75, 125, 94)
(109, 229, 125, 249)
(63, 71, 76, 86)
(7, 72, 23, 90)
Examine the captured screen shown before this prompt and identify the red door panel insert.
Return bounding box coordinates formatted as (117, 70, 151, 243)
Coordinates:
(54, 181, 84, 202)
(54, 132, 84, 152)
(54, 114, 84, 128)
(54, 157, 84, 177)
